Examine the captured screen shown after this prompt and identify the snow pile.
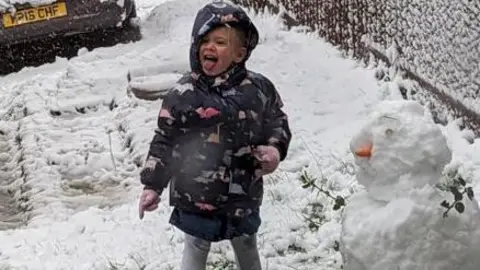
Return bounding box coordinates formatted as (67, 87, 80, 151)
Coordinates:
(141, 0, 204, 41)
(127, 61, 187, 100)
(349, 100, 452, 201)
(340, 100, 480, 270)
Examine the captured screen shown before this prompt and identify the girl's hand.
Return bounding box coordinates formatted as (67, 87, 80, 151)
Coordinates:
(138, 189, 160, 220)
(253, 145, 280, 175)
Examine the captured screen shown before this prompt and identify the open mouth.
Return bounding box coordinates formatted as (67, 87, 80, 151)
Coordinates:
(202, 55, 218, 71)
(204, 55, 218, 62)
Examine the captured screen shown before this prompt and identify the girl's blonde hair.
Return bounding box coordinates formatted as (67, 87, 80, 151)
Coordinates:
(225, 23, 247, 48)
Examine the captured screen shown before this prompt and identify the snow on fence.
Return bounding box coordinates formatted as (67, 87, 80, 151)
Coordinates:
(234, 0, 480, 135)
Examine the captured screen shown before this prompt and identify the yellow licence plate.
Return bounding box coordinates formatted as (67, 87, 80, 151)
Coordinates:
(2, 2, 68, 28)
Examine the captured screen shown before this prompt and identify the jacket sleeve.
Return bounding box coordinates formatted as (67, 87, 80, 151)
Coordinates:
(140, 95, 179, 194)
(261, 78, 292, 161)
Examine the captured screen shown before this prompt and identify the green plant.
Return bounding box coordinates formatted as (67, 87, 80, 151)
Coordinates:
(437, 173, 475, 218)
(302, 201, 326, 231)
(299, 169, 347, 232)
(299, 170, 346, 211)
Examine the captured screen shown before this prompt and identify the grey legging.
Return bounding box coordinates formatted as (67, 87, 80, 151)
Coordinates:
(180, 233, 262, 270)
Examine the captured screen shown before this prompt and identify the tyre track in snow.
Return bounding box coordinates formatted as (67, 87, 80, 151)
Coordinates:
(0, 120, 30, 230)
(0, 62, 146, 226)
(0, 0, 201, 227)
(0, 91, 37, 230)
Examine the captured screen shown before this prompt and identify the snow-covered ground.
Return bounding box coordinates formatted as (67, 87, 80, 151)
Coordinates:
(0, 0, 479, 269)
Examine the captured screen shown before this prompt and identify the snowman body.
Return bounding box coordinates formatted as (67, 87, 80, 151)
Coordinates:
(340, 100, 480, 270)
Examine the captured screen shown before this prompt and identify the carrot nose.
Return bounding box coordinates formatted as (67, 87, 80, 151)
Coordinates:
(354, 143, 373, 157)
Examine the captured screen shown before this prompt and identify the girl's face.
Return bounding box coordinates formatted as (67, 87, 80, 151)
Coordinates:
(199, 26, 247, 77)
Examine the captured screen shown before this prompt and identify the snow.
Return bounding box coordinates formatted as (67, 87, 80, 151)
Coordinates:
(0, 0, 479, 269)
(341, 99, 480, 270)
(364, 0, 480, 113)
(348, 100, 452, 202)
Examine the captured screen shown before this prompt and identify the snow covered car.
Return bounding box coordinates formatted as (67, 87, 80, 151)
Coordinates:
(0, 0, 140, 46)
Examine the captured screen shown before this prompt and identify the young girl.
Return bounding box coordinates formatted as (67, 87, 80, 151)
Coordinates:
(138, 1, 291, 269)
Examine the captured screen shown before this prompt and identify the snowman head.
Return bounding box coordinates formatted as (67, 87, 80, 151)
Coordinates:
(350, 100, 452, 201)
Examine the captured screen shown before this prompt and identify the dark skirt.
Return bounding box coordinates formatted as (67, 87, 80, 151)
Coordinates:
(169, 207, 261, 242)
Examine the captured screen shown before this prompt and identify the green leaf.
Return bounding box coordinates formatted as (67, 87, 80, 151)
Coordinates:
(308, 222, 319, 231)
(435, 183, 447, 191)
(300, 174, 307, 183)
(454, 192, 463, 201)
(455, 202, 465, 214)
(332, 196, 346, 211)
(302, 183, 311, 189)
(440, 200, 450, 208)
(335, 196, 346, 206)
(458, 177, 466, 186)
(333, 241, 340, 251)
(467, 187, 475, 201)
(450, 187, 462, 201)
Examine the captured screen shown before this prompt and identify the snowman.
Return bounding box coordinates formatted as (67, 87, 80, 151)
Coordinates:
(340, 100, 480, 270)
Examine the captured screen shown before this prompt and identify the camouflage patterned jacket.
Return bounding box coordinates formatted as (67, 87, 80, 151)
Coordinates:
(140, 1, 291, 218)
